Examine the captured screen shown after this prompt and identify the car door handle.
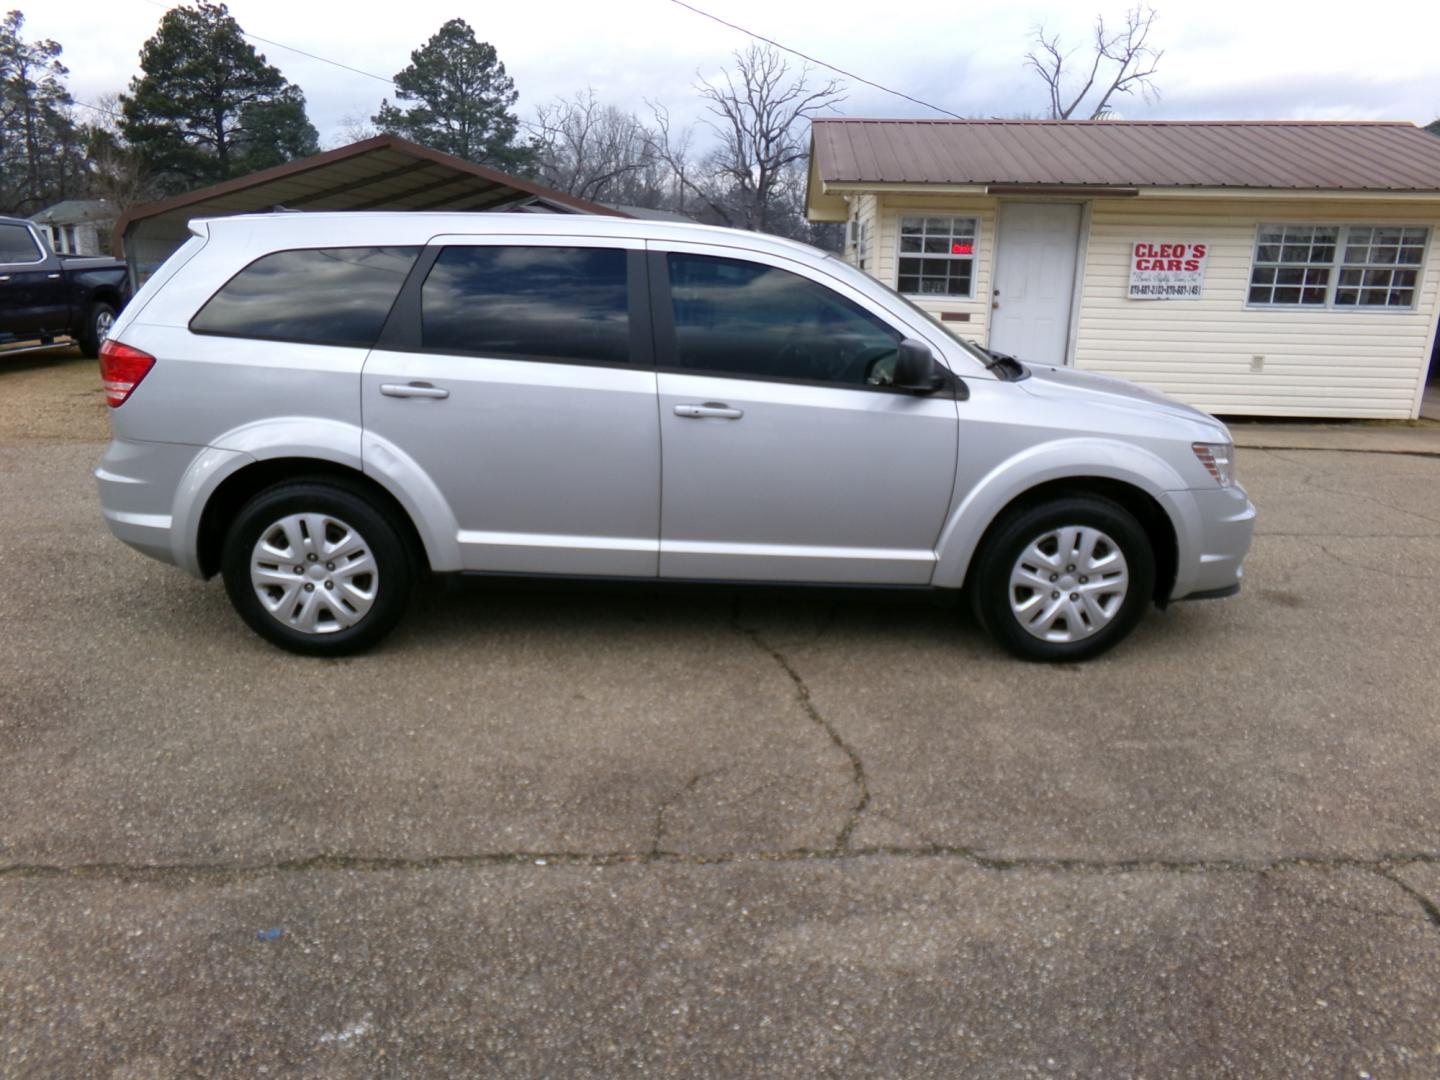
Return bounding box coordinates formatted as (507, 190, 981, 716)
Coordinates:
(380, 382, 449, 400)
(674, 402, 743, 419)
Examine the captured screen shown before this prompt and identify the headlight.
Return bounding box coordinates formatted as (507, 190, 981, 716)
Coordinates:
(1192, 442, 1235, 487)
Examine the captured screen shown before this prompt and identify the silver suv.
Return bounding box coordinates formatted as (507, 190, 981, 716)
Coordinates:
(95, 212, 1254, 660)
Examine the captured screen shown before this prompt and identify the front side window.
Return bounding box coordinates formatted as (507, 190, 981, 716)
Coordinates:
(1248, 224, 1428, 309)
(421, 246, 630, 364)
(0, 223, 42, 263)
(666, 253, 901, 387)
(897, 215, 977, 297)
(191, 247, 420, 346)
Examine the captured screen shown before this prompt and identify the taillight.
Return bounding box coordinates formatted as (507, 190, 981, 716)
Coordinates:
(98, 340, 155, 407)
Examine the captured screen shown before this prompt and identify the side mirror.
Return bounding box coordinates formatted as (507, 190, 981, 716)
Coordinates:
(893, 338, 943, 394)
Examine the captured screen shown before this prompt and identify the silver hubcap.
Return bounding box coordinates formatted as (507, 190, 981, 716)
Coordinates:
(1008, 525, 1129, 643)
(249, 513, 378, 634)
(95, 309, 114, 338)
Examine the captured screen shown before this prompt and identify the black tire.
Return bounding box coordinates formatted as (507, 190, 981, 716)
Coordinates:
(221, 480, 414, 656)
(78, 301, 116, 359)
(970, 495, 1155, 662)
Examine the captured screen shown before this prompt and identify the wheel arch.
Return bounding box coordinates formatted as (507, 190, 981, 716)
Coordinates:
(195, 457, 434, 580)
(933, 440, 1187, 605)
(86, 285, 123, 311)
(956, 477, 1178, 606)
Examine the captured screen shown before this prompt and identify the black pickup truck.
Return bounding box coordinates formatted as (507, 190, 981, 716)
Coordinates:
(1, 215, 131, 358)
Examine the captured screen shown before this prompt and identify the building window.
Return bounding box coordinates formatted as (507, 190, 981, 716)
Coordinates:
(1335, 226, 1426, 308)
(1248, 224, 1428, 309)
(897, 215, 977, 297)
(856, 221, 869, 271)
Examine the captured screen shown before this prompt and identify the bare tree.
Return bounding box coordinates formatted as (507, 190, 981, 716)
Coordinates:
(1026, 5, 1162, 120)
(528, 88, 665, 205)
(79, 92, 156, 210)
(653, 44, 845, 236)
(333, 111, 379, 147)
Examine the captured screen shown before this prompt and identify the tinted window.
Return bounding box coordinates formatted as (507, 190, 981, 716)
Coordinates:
(667, 254, 901, 386)
(191, 247, 420, 346)
(0, 223, 42, 263)
(421, 246, 630, 364)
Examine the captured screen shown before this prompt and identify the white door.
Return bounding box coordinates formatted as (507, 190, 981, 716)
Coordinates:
(989, 203, 1082, 366)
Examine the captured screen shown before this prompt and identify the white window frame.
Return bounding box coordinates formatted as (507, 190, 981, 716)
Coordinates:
(896, 214, 978, 300)
(1246, 223, 1429, 311)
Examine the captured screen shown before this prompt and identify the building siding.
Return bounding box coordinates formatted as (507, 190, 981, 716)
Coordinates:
(856, 192, 1440, 419)
(1074, 198, 1440, 419)
(866, 195, 998, 345)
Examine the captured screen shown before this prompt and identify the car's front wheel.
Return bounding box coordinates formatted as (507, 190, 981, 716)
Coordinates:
(971, 495, 1155, 662)
(220, 481, 414, 656)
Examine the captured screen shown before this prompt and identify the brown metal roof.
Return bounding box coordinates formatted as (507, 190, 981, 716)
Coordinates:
(114, 134, 626, 255)
(811, 119, 1440, 192)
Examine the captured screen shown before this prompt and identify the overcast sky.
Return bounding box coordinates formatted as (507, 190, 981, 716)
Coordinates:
(31, 0, 1440, 146)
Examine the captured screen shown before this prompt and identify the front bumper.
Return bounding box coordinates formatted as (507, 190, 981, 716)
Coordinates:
(1160, 484, 1256, 602)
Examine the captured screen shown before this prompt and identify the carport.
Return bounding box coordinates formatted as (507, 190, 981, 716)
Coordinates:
(113, 134, 626, 284)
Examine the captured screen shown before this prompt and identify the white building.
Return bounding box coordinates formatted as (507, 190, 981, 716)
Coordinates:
(30, 200, 116, 257)
(806, 119, 1440, 419)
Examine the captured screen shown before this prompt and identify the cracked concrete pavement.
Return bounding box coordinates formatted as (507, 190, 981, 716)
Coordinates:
(4, 351, 1440, 1076)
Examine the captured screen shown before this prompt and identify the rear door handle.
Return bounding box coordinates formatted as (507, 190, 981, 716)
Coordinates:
(674, 402, 743, 420)
(380, 382, 449, 400)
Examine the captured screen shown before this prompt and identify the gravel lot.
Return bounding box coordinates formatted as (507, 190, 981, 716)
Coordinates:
(3, 349, 1440, 1076)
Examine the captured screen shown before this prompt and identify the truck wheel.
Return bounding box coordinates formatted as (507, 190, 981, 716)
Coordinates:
(220, 481, 414, 656)
(79, 302, 116, 359)
(971, 495, 1155, 662)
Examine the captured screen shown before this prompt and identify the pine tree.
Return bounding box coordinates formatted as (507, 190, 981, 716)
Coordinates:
(120, 2, 318, 194)
(373, 18, 529, 171)
(0, 11, 86, 215)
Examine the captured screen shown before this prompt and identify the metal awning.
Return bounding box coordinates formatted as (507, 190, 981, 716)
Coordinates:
(115, 134, 626, 278)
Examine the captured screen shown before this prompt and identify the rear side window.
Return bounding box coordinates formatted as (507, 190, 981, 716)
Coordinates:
(0, 223, 42, 263)
(666, 253, 900, 386)
(190, 247, 420, 346)
(421, 246, 630, 364)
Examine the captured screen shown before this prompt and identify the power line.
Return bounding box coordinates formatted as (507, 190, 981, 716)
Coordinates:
(72, 98, 123, 121)
(137, 0, 396, 87)
(233, 30, 393, 86)
(666, 0, 963, 119)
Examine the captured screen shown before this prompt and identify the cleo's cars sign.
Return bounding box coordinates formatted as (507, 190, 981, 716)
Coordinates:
(1129, 242, 1208, 300)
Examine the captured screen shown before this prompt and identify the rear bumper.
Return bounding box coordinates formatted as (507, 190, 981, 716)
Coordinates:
(95, 438, 249, 576)
(1161, 484, 1256, 602)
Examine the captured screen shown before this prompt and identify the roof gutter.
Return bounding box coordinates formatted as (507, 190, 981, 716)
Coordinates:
(986, 184, 1138, 197)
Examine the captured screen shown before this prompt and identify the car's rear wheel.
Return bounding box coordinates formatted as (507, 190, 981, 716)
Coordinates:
(221, 481, 413, 656)
(79, 301, 115, 359)
(971, 495, 1155, 662)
